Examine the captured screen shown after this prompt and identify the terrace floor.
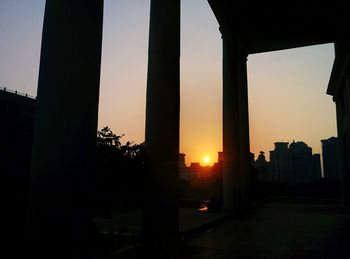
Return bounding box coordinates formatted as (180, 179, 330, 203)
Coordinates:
(102, 197, 350, 258)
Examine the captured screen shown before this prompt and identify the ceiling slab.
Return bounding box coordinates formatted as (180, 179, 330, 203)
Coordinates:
(208, 0, 350, 53)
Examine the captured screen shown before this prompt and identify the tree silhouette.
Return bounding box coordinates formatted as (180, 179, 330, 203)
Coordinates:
(96, 126, 144, 160)
(94, 126, 145, 215)
(97, 126, 124, 147)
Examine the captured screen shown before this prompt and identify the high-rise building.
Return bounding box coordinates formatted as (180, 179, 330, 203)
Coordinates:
(179, 153, 191, 180)
(268, 141, 321, 184)
(289, 141, 313, 184)
(269, 142, 290, 183)
(321, 137, 340, 180)
(218, 151, 224, 164)
(312, 154, 322, 182)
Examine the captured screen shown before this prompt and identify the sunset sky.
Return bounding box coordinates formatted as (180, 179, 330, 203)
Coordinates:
(0, 0, 337, 166)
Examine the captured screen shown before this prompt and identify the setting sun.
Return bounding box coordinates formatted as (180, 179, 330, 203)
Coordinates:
(203, 155, 211, 165)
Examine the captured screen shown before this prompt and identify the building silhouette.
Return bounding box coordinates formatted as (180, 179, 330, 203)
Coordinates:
(312, 154, 322, 182)
(289, 141, 312, 184)
(268, 141, 321, 185)
(321, 137, 340, 180)
(269, 142, 290, 183)
(1, 87, 36, 257)
(327, 43, 350, 206)
(0, 87, 36, 165)
(179, 152, 224, 181)
(217, 151, 224, 164)
(213, 152, 224, 173)
(254, 151, 269, 182)
(1, 86, 36, 184)
(179, 153, 193, 181)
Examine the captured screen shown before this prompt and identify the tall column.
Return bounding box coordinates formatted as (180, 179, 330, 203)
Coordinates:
(335, 97, 348, 207)
(341, 76, 350, 207)
(26, 1, 103, 259)
(238, 52, 252, 205)
(143, 0, 180, 258)
(222, 33, 251, 211)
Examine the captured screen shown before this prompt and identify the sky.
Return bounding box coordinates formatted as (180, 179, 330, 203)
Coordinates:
(0, 0, 337, 166)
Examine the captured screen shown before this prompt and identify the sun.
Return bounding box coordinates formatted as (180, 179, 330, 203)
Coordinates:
(202, 155, 211, 165)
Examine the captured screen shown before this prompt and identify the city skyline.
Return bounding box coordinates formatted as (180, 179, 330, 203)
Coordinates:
(182, 138, 332, 167)
(0, 0, 337, 165)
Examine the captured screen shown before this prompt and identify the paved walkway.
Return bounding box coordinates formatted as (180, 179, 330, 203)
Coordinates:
(184, 198, 350, 259)
(94, 208, 225, 236)
(102, 198, 350, 258)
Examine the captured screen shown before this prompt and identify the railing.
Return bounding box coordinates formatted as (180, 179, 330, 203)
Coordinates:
(0, 86, 36, 99)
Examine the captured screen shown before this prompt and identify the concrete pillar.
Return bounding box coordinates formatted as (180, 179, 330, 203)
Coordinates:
(222, 33, 251, 211)
(26, 1, 103, 258)
(143, 0, 180, 257)
(339, 76, 350, 207)
(335, 98, 348, 207)
(238, 53, 252, 205)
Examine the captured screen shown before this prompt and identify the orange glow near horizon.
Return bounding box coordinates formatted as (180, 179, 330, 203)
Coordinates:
(202, 155, 211, 166)
(1, 2, 337, 168)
